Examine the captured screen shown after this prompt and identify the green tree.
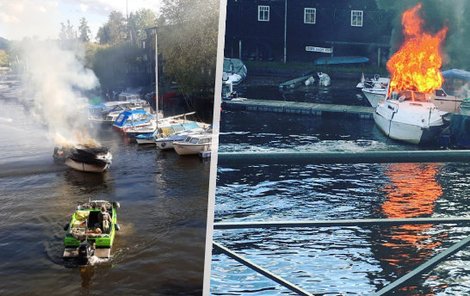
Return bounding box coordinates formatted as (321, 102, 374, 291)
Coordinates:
(79, 17, 91, 43)
(128, 9, 157, 46)
(96, 11, 127, 45)
(59, 20, 78, 50)
(0, 50, 9, 66)
(159, 0, 219, 96)
(59, 20, 77, 41)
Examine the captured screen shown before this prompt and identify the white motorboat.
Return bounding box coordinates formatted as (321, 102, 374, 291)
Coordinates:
(430, 88, 462, 114)
(356, 74, 390, 89)
(374, 91, 447, 145)
(360, 76, 462, 113)
(359, 75, 390, 107)
(173, 133, 212, 155)
(156, 128, 206, 150)
(223, 58, 247, 85)
(88, 100, 151, 125)
(362, 87, 388, 108)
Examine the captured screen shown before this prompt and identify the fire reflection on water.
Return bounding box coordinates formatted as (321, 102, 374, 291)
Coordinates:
(375, 163, 448, 293)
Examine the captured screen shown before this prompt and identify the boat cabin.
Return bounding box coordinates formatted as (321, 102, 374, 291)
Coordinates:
(113, 109, 154, 129)
(391, 90, 431, 102)
(182, 134, 212, 145)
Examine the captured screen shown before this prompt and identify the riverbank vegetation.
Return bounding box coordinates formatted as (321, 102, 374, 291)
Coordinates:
(4, 0, 219, 102)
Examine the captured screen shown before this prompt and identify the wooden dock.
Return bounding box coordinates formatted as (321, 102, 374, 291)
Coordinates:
(222, 98, 374, 119)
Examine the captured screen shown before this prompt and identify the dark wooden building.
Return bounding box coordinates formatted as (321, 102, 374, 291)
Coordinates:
(224, 0, 393, 65)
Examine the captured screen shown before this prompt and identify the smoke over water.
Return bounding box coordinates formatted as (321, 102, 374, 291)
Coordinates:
(19, 40, 100, 147)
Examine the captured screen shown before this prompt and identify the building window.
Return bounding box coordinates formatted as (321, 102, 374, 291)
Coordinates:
(351, 10, 363, 27)
(304, 8, 316, 24)
(258, 5, 270, 22)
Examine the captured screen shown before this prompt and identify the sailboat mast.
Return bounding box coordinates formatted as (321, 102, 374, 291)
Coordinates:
(154, 28, 159, 128)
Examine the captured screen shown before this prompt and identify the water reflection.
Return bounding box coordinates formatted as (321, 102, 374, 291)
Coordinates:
(373, 163, 446, 294)
(79, 265, 95, 288)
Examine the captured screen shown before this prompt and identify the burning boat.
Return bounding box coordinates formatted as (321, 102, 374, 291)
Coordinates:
(374, 91, 447, 145)
(374, 3, 449, 145)
(54, 145, 112, 173)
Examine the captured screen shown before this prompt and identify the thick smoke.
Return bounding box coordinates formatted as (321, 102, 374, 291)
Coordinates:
(376, 0, 470, 69)
(19, 40, 100, 146)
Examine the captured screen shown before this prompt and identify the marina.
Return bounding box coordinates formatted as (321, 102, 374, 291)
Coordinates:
(211, 109, 470, 295)
(215, 70, 470, 295)
(0, 88, 210, 295)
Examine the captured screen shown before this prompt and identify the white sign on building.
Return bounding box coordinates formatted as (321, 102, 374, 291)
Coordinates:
(305, 46, 333, 53)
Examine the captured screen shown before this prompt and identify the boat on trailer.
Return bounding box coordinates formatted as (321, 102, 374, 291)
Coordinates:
(63, 200, 120, 265)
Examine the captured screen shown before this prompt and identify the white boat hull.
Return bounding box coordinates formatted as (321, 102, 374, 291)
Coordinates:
(173, 143, 211, 155)
(374, 99, 446, 145)
(374, 111, 424, 144)
(430, 97, 462, 114)
(362, 89, 386, 108)
(63, 247, 111, 258)
(156, 140, 174, 150)
(135, 138, 155, 145)
(64, 158, 110, 173)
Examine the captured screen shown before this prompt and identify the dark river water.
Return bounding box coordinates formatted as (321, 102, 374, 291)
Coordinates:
(211, 80, 470, 295)
(0, 91, 210, 295)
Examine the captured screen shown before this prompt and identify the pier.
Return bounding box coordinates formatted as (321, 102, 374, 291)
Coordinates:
(223, 98, 374, 119)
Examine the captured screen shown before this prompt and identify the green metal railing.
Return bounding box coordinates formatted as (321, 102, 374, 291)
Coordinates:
(213, 150, 470, 295)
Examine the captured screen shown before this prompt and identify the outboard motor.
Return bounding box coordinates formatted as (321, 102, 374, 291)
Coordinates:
(77, 242, 94, 266)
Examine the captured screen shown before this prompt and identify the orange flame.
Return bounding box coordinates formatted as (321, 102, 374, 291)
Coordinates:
(387, 3, 448, 95)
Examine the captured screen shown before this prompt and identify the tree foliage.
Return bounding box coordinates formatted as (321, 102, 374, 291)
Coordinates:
(59, 20, 77, 41)
(159, 0, 219, 96)
(0, 50, 9, 66)
(89, 43, 148, 91)
(128, 9, 158, 46)
(78, 17, 91, 43)
(96, 11, 128, 45)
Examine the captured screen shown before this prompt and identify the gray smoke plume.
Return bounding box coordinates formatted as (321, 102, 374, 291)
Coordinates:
(376, 0, 470, 69)
(18, 40, 100, 146)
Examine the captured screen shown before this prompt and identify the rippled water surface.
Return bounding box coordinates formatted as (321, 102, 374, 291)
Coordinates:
(212, 84, 470, 295)
(0, 95, 210, 295)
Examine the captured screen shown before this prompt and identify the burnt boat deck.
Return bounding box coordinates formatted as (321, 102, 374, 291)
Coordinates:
(223, 98, 374, 119)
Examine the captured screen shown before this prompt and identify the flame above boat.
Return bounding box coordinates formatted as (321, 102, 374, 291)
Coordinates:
(387, 3, 448, 96)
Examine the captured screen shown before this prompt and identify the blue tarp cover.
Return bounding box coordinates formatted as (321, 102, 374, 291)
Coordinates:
(442, 69, 470, 81)
(113, 109, 149, 128)
(314, 56, 369, 65)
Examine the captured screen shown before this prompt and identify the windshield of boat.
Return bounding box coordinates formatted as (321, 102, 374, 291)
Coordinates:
(396, 90, 429, 102)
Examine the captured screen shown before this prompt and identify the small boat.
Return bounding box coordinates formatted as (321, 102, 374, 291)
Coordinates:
(88, 100, 151, 125)
(279, 72, 330, 90)
(173, 133, 212, 155)
(54, 146, 112, 173)
(134, 113, 206, 145)
(374, 91, 448, 145)
(359, 75, 462, 112)
(155, 121, 208, 150)
(357, 75, 390, 107)
(223, 58, 247, 85)
(317, 72, 331, 87)
(63, 200, 120, 265)
(113, 109, 155, 132)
